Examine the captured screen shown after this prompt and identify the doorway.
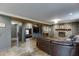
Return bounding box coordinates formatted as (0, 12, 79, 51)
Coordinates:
(11, 21, 22, 47)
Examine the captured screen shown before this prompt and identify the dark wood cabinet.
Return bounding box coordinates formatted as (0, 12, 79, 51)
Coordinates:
(37, 38, 79, 56)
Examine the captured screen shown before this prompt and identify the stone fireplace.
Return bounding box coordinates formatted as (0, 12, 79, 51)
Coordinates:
(53, 23, 79, 38)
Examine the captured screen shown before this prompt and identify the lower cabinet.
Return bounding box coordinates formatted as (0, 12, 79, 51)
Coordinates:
(37, 39, 75, 56)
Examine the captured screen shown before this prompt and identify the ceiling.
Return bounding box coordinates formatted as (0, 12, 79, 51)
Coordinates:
(0, 3, 79, 24)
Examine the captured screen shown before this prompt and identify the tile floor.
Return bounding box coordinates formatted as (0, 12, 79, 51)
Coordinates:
(0, 39, 49, 56)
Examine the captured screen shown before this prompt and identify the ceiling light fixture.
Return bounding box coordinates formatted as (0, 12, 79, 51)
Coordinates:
(69, 13, 72, 15)
(51, 18, 61, 24)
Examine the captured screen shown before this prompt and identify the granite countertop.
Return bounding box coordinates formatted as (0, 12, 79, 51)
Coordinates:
(45, 37, 67, 42)
(43, 37, 73, 46)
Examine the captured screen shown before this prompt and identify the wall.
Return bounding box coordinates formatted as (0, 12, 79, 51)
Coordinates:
(51, 23, 79, 38)
(0, 15, 11, 50)
(22, 23, 32, 41)
(42, 26, 50, 33)
(72, 23, 78, 35)
(42, 26, 52, 37)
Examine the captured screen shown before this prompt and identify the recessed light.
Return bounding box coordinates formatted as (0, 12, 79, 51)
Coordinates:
(69, 13, 72, 15)
(51, 19, 61, 24)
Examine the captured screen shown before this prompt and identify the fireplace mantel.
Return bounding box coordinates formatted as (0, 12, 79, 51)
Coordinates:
(55, 29, 71, 31)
